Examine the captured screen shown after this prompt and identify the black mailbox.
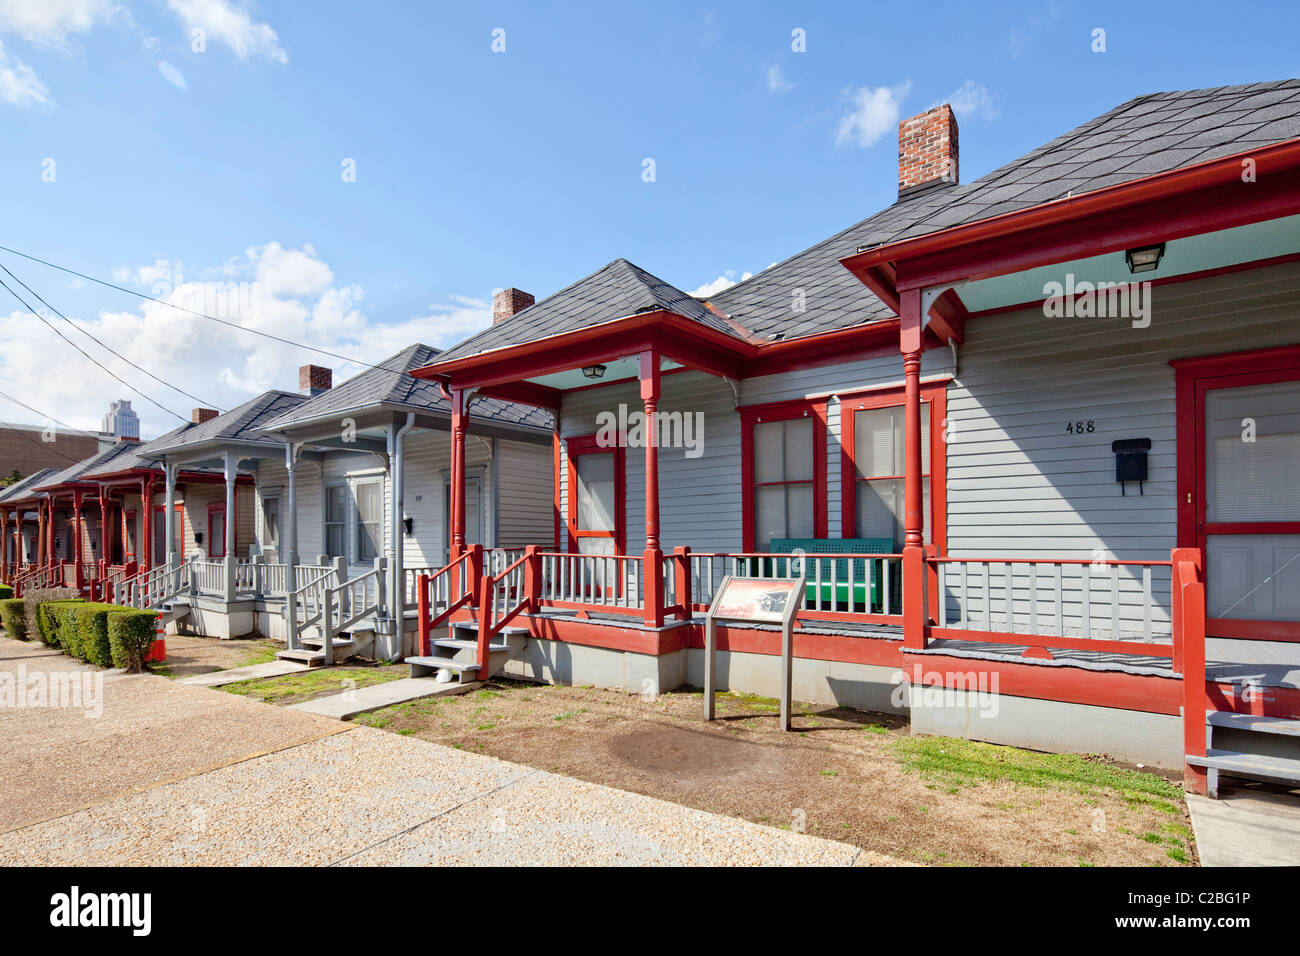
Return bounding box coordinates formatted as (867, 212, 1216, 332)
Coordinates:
(1112, 438, 1151, 495)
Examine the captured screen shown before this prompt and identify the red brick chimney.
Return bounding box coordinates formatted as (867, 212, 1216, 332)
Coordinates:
(192, 408, 219, 424)
(493, 288, 535, 324)
(898, 104, 958, 198)
(299, 364, 332, 397)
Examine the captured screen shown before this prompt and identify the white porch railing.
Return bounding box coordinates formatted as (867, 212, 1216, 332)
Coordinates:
(192, 559, 224, 595)
(930, 557, 1173, 644)
(538, 552, 644, 611)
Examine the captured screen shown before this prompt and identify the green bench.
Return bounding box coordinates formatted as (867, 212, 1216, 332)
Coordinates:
(748, 538, 896, 614)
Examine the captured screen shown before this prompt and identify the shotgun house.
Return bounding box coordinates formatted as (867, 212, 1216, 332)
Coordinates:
(0, 468, 55, 584)
(409, 79, 1300, 793)
(254, 344, 554, 662)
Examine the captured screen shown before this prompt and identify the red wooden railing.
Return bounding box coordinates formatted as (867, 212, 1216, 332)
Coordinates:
(1173, 548, 1208, 795)
(415, 544, 481, 656)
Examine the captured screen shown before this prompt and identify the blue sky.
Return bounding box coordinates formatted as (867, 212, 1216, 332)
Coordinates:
(0, 0, 1297, 436)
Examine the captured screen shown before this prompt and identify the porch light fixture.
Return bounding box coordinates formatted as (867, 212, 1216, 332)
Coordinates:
(1125, 243, 1165, 274)
(582, 364, 607, 380)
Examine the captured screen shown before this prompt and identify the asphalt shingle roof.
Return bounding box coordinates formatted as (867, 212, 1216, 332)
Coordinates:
(433, 258, 753, 365)
(77, 422, 195, 478)
(710, 79, 1300, 340)
(148, 390, 309, 453)
(0, 468, 56, 503)
(260, 344, 553, 432)
(34, 442, 141, 490)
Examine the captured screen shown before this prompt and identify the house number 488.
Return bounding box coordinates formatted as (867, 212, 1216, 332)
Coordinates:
(1066, 420, 1096, 434)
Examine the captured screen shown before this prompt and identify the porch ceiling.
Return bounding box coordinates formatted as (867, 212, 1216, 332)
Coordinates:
(957, 213, 1300, 314)
(525, 355, 683, 391)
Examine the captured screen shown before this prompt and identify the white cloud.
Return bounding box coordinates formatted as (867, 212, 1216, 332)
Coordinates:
(0, 0, 116, 48)
(765, 64, 792, 93)
(165, 0, 287, 64)
(689, 265, 774, 299)
(835, 81, 911, 149)
(0, 38, 47, 106)
(0, 242, 486, 437)
(157, 59, 187, 90)
(938, 80, 997, 120)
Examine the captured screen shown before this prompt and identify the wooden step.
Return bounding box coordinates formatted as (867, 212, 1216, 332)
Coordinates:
(449, 622, 529, 637)
(276, 649, 327, 667)
(1207, 711, 1300, 738)
(407, 655, 480, 673)
(433, 638, 511, 653)
(301, 636, 355, 649)
(1186, 749, 1300, 785)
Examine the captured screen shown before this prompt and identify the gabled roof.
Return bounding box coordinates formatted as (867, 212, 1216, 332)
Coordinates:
(431, 258, 754, 365)
(0, 468, 56, 504)
(78, 422, 195, 479)
(260, 344, 553, 432)
(711, 79, 1300, 340)
(146, 390, 309, 455)
(35, 442, 141, 491)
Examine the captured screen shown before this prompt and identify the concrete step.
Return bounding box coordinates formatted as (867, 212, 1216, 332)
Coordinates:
(301, 636, 355, 649)
(406, 655, 481, 682)
(433, 638, 511, 654)
(275, 648, 328, 667)
(1207, 711, 1300, 738)
(449, 621, 529, 638)
(1186, 749, 1300, 787)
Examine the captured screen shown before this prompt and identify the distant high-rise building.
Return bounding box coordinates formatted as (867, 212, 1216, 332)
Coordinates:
(102, 400, 140, 439)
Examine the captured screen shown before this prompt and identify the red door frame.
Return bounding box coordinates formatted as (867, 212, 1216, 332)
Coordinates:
(153, 503, 185, 562)
(564, 433, 625, 555)
(740, 398, 829, 552)
(1173, 345, 1300, 641)
(122, 509, 137, 563)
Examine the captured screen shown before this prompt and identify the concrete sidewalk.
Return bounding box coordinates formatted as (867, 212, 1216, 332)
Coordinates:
(0, 638, 863, 866)
(1187, 787, 1300, 866)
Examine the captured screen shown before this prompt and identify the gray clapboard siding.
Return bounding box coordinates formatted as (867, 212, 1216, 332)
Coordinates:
(496, 439, 555, 549)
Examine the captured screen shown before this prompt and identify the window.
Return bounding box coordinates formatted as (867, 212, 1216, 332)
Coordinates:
(355, 481, 381, 562)
(325, 485, 347, 558)
(261, 494, 280, 554)
(741, 401, 827, 551)
(208, 505, 227, 558)
(840, 385, 947, 551)
(565, 435, 624, 555)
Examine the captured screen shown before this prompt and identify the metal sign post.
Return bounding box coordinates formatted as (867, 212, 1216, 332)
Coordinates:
(704, 575, 805, 730)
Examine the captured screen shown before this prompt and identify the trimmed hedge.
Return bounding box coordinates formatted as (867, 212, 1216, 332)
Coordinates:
(0, 584, 12, 600)
(63, 603, 123, 667)
(37, 598, 83, 648)
(0, 597, 26, 640)
(56, 604, 85, 659)
(24, 588, 79, 645)
(108, 610, 160, 672)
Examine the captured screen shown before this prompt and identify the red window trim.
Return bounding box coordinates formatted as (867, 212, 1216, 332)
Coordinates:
(1172, 345, 1300, 642)
(740, 398, 829, 552)
(564, 433, 625, 555)
(838, 383, 948, 555)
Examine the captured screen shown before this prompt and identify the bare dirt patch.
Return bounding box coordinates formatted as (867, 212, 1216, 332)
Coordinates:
(155, 634, 280, 678)
(341, 678, 1196, 867)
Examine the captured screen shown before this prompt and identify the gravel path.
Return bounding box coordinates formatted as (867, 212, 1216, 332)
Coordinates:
(0, 638, 864, 866)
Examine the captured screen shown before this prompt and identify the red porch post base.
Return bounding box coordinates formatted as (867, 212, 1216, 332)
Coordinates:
(902, 546, 926, 649)
(673, 546, 692, 620)
(524, 545, 542, 612)
(643, 546, 664, 628)
(416, 573, 431, 656)
(1184, 765, 1208, 796)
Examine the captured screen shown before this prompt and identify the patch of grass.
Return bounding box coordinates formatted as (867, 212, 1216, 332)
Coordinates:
(717, 690, 780, 712)
(1141, 832, 1163, 844)
(819, 770, 839, 777)
(223, 663, 404, 704)
(1166, 846, 1190, 864)
(553, 709, 586, 721)
(862, 723, 890, 735)
(891, 736, 1184, 809)
(238, 642, 279, 667)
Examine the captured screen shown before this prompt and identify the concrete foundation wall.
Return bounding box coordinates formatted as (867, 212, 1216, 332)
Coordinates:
(907, 683, 1184, 768)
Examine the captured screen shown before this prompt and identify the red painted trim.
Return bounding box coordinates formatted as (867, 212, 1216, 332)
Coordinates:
(1174, 346, 1300, 640)
(1207, 680, 1300, 719)
(843, 141, 1300, 291)
(564, 433, 626, 555)
(838, 381, 947, 553)
(122, 509, 137, 563)
(1207, 618, 1300, 642)
(902, 651, 1183, 715)
(739, 398, 829, 551)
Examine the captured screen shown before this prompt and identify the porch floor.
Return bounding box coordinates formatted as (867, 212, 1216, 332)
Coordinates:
(912, 638, 1175, 678)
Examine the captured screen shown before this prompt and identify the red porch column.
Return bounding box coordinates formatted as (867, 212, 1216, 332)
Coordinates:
(449, 388, 467, 595)
(0, 507, 8, 582)
(73, 489, 84, 590)
(640, 350, 664, 627)
(141, 476, 154, 573)
(900, 288, 926, 650)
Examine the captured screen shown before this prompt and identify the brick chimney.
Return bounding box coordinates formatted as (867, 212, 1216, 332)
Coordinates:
(898, 104, 958, 198)
(192, 408, 219, 424)
(299, 364, 332, 397)
(493, 288, 535, 324)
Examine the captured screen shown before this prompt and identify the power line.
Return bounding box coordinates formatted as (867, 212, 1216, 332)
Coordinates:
(0, 388, 105, 439)
(0, 260, 222, 411)
(0, 274, 189, 422)
(0, 416, 92, 467)
(0, 243, 384, 371)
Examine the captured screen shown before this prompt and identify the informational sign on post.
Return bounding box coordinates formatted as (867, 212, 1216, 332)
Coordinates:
(703, 575, 805, 730)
